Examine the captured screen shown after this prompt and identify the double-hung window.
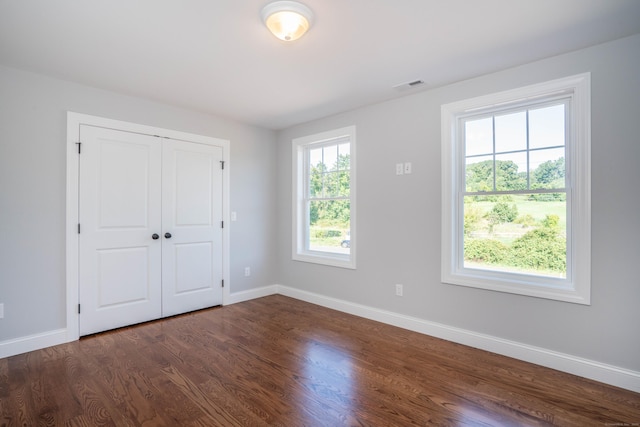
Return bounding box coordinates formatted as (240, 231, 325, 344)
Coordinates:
(292, 126, 356, 269)
(441, 74, 590, 304)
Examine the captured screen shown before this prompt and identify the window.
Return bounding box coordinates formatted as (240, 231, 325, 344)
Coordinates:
(293, 126, 356, 269)
(441, 74, 591, 304)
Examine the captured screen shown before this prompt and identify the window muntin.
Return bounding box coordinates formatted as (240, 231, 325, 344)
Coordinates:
(293, 126, 356, 269)
(441, 74, 590, 304)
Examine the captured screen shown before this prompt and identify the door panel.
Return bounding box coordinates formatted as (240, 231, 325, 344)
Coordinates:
(174, 150, 213, 226)
(162, 140, 223, 317)
(97, 247, 150, 305)
(97, 142, 151, 228)
(174, 242, 213, 293)
(79, 126, 162, 336)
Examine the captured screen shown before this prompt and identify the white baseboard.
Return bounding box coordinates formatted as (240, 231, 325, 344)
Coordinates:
(3, 284, 639, 393)
(226, 285, 279, 305)
(275, 285, 640, 393)
(0, 329, 71, 359)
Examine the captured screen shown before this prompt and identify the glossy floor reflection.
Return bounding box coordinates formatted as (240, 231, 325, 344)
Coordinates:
(1, 295, 639, 426)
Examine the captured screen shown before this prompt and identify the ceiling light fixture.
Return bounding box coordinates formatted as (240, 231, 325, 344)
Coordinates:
(261, 1, 314, 42)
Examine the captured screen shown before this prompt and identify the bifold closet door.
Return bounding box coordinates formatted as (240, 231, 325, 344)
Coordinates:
(78, 126, 162, 336)
(161, 139, 223, 317)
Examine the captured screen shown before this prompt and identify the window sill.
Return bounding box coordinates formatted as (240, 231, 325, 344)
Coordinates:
(442, 267, 590, 305)
(293, 251, 356, 270)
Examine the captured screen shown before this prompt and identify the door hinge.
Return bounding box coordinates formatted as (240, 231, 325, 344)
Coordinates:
(76, 142, 81, 154)
(220, 160, 225, 170)
(77, 223, 81, 234)
(78, 304, 81, 314)
(221, 279, 224, 288)
(221, 221, 224, 228)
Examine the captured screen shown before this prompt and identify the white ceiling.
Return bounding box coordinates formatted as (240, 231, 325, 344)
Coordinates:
(1, 1, 639, 130)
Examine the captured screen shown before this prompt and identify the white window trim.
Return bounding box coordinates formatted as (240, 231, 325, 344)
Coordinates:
(292, 126, 356, 269)
(441, 74, 591, 304)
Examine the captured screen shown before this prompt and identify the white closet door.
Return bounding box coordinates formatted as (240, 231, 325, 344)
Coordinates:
(161, 139, 223, 317)
(78, 126, 162, 336)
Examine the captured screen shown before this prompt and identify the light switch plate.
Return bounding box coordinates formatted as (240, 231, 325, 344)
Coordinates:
(395, 284, 403, 297)
(396, 163, 404, 175)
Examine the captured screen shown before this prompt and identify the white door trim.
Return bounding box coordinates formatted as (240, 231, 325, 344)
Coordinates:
(66, 112, 231, 342)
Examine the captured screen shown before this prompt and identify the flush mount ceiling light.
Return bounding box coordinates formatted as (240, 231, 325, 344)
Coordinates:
(261, 1, 314, 42)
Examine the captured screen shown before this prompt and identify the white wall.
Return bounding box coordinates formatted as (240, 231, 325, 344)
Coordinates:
(0, 65, 277, 342)
(275, 34, 640, 373)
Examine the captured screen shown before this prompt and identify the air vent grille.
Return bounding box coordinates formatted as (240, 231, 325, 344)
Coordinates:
(392, 79, 426, 92)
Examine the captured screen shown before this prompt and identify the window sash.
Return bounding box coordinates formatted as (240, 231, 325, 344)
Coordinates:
(304, 141, 350, 200)
(457, 97, 571, 281)
(460, 98, 570, 195)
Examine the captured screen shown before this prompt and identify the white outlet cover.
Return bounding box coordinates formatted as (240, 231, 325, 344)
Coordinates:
(396, 163, 404, 175)
(404, 162, 412, 174)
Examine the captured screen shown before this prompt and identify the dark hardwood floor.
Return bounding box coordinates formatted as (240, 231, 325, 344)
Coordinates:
(1, 295, 639, 426)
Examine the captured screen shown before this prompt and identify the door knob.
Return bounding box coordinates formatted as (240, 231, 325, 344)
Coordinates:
(165, 232, 172, 239)
(152, 233, 159, 240)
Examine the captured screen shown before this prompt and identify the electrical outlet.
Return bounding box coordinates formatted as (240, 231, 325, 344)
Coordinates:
(0, 303, 4, 319)
(396, 163, 404, 175)
(231, 211, 237, 221)
(395, 284, 403, 297)
(244, 267, 251, 277)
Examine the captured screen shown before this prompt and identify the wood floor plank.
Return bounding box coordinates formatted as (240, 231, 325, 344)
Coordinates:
(82, 325, 205, 425)
(1, 295, 639, 426)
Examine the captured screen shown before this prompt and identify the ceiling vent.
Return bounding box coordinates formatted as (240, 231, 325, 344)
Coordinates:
(392, 79, 426, 92)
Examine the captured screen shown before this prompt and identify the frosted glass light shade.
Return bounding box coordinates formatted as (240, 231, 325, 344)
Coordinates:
(261, 1, 313, 41)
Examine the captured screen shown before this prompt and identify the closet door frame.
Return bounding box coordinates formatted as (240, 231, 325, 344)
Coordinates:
(66, 112, 230, 342)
